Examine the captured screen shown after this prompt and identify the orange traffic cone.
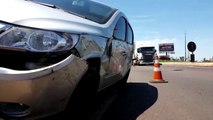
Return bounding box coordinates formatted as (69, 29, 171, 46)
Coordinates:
(150, 55, 168, 83)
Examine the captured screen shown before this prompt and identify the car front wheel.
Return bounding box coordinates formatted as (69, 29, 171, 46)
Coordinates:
(66, 67, 100, 119)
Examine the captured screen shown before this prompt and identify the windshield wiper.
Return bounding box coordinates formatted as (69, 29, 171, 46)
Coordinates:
(34, 1, 61, 9)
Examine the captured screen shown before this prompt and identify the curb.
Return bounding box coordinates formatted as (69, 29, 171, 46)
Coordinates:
(161, 62, 213, 67)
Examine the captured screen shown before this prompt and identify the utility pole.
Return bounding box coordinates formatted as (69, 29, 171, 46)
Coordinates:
(185, 32, 187, 61)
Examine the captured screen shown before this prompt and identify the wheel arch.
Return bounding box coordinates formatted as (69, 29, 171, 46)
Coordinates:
(85, 57, 101, 90)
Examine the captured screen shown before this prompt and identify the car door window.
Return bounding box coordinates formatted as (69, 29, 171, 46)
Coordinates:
(127, 24, 134, 44)
(114, 17, 126, 41)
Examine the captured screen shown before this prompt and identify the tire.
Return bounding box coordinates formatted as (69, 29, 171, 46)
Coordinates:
(66, 67, 99, 120)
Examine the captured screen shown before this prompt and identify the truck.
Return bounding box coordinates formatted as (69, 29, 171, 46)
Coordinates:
(133, 42, 156, 65)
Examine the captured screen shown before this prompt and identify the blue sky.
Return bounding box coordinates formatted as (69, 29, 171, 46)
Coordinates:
(98, 0, 213, 61)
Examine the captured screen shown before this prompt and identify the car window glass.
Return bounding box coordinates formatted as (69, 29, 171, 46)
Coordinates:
(32, 0, 116, 24)
(114, 17, 126, 41)
(127, 24, 134, 44)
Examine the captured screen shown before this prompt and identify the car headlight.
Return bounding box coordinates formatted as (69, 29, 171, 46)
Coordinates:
(0, 24, 78, 52)
(0, 22, 79, 70)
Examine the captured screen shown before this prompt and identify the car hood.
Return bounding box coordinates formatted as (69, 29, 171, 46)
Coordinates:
(0, 0, 113, 37)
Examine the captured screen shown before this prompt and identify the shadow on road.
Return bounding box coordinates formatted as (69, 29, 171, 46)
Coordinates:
(40, 83, 158, 120)
(101, 83, 158, 120)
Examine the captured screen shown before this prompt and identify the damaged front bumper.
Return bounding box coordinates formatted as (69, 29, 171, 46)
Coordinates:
(0, 55, 88, 119)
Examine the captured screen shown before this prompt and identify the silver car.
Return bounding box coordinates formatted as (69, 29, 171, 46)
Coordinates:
(0, 0, 134, 119)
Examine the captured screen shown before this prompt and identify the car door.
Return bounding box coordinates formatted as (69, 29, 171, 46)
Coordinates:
(126, 23, 134, 70)
(101, 17, 129, 87)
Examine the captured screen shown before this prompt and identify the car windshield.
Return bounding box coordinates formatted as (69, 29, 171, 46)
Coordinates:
(31, 0, 116, 24)
(141, 47, 155, 52)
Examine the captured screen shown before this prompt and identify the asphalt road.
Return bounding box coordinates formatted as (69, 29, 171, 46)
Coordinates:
(120, 65, 213, 120)
(43, 65, 213, 120)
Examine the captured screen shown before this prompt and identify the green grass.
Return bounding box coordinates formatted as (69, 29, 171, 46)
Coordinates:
(159, 60, 179, 62)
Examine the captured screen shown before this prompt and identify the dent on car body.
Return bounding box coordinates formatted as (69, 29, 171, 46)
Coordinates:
(76, 35, 108, 59)
(0, 0, 134, 119)
(75, 34, 111, 80)
(0, 55, 88, 119)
